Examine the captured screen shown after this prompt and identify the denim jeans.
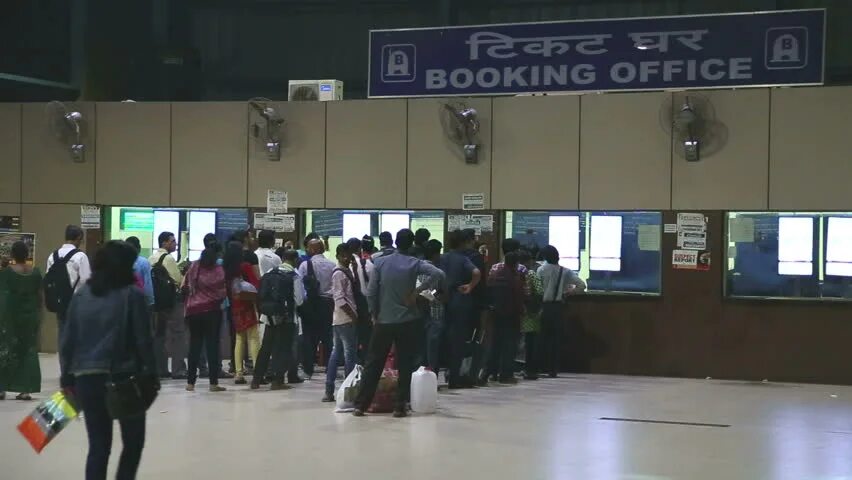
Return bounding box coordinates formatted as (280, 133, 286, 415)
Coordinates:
(325, 322, 358, 395)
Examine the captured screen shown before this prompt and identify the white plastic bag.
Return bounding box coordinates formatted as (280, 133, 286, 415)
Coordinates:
(410, 367, 438, 414)
(335, 365, 364, 412)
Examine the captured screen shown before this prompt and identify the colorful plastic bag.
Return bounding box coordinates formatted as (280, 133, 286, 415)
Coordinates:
(17, 390, 79, 453)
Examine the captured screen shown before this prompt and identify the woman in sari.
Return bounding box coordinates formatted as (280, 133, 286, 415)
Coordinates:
(0, 241, 42, 400)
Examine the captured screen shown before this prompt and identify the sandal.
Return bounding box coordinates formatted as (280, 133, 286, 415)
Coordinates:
(16, 393, 32, 401)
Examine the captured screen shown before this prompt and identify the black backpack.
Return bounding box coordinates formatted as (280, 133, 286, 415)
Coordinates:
(334, 267, 370, 323)
(43, 249, 81, 314)
(151, 253, 177, 312)
(258, 268, 296, 324)
(302, 258, 321, 303)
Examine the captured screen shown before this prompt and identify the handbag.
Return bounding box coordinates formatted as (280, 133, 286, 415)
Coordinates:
(105, 289, 160, 420)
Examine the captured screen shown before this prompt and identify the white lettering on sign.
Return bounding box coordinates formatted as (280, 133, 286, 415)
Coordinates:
(465, 31, 612, 60)
(425, 58, 753, 91)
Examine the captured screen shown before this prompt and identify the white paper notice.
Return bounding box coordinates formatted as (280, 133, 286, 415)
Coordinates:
(280, 214, 296, 233)
(728, 217, 755, 243)
(664, 224, 678, 234)
(637, 225, 661, 251)
(254, 213, 294, 233)
(462, 193, 485, 211)
(470, 214, 494, 232)
(80, 205, 101, 230)
(267, 190, 288, 214)
(677, 213, 705, 229)
(448, 215, 465, 231)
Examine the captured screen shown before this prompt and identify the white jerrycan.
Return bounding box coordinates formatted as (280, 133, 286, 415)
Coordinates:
(410, 367, 438, 414)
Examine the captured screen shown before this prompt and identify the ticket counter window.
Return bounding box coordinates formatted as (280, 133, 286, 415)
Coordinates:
(726, 212, 852, 300)
(506, 211, 662, 295)
(305, 210, 445, 260)
(106, 207, 250, 262)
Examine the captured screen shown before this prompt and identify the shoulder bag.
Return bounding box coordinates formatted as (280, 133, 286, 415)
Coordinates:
(105, 288, 160, 420)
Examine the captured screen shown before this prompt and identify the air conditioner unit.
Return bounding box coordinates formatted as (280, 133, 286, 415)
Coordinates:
(288, 80, 343, 101)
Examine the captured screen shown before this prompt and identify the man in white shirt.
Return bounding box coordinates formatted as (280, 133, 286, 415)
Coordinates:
(46, 225, 91, 330)
(255, 230, 282, 324)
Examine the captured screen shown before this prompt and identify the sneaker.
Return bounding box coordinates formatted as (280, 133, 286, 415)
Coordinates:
(352, 408, 366, 417)
(234, 376, 247, 385)
(209, 385, 227, 392)
(321, 393, 335, 403)
(393, 409, 408, 418)
(185, 384, 195, 392)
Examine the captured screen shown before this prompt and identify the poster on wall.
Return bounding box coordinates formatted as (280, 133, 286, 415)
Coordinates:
(0, 216, 21, 233)
(0, 233, 36, 266)
(637, 224, 661, 251)
(267, 190, 288, 214)
(254, 213, 295, 233)
(672, 248, 710, 271)
(448, 214, 493, 235)
(676, 212, 707, 250)
(80, 205, 101, 230)
(462, 193, 486, 211)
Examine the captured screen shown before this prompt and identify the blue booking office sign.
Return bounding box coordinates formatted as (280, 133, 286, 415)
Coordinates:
(368, 9, 824, 98)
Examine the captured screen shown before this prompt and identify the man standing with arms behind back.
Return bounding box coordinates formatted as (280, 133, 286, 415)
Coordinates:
(45, 225, 91, 337)
(353, 229, 444, 418)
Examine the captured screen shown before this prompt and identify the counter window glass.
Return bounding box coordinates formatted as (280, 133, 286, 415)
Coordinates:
(726, 212, 852, 300)
(507, 211, 662, 295)
(305, 210, 445, 260)
(106, 206, 250, 261)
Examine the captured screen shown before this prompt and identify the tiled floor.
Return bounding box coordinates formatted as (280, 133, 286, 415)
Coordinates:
(2, 355, 852, 479)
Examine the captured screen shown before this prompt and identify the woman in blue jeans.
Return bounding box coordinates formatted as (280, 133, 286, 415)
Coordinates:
(323, 244, 360, 402)
(60, 241, 158, 480)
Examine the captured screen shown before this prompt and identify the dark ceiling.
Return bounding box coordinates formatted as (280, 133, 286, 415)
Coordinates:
(1, 0, 850, 101)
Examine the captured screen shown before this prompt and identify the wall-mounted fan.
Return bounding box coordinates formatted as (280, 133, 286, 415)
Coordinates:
(248, 97, 285, 161)
(46, 101, 86, 163)
(660, 93, 728, 162)
(440, 101, 481, 164)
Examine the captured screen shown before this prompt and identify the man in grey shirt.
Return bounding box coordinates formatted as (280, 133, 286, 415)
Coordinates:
(354, 229, 444, 418)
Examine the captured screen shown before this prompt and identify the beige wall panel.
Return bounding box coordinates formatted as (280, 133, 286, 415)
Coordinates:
(580, 92, 671, 210)
(248, 101, 326, 208)
(770, 86, 852, 210)
(0, 203, 21, 216)
(22, 102, 96, 204)
(672, 89, 769, 210)
(492, 96, 579, 210)
(171, 102, 247, 207)
(0, 104, 22, 202)
(21, 203, 84, 352)
(407, 98, 492, 209)
(96, 102, 171, 206)
(326, 100, 406, 208)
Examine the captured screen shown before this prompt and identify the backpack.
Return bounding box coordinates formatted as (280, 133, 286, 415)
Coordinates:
(151, 253, 177, 312)
(43, 249, 81, 314)
(258, 268, 296, 324)
(302, 257, 321, 304)
(334, 267, 370, 323)
(491, 266, 525, 317)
